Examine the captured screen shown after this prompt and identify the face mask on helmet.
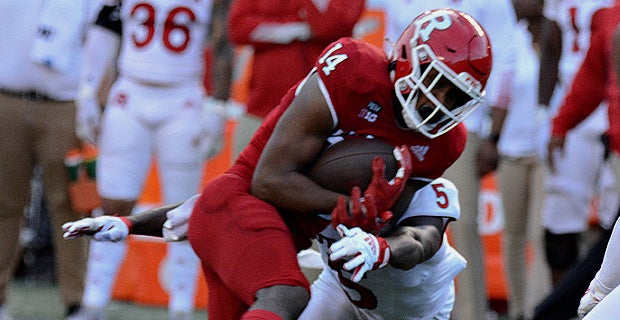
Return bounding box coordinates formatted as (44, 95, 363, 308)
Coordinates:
(390, 9, 493, 139)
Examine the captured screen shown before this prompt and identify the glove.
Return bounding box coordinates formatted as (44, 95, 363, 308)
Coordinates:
(329, 224, 391, 283)
(75, 84, 101, 145)
(162, 194, 200, 241)
(578, 277, 614, 318)
(331, 186, 393, 234)
(62, 216, 132, 242)
(198, 97, 227, 160)
(363, 145, 413, 213)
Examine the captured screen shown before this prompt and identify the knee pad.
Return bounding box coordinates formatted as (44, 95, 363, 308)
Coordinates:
(545, 230, 579, 271)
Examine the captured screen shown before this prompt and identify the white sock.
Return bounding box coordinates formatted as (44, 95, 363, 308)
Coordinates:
(164, 241, 199, 314)
(82, 240, 128, 308)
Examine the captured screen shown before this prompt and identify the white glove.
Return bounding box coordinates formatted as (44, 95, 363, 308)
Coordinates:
(62, 216, 131, 242)
(199, 97, 227, 160)
(578, 276, 614, 318)
(163, 194, 200, 241)
(75, 84, 101, 145)
(329, 224, 391, 282)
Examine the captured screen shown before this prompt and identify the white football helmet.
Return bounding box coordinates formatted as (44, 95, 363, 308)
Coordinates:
(389, 8, 493, 138)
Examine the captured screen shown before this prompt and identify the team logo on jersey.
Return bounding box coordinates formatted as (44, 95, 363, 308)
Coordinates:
(37, 26, 54, 40)
(113, 92, 128, 107)
(358, 102, 382, 123)
(410, 145, 429, 161)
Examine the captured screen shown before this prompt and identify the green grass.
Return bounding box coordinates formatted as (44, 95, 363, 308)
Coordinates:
(6, 280, 208, 320)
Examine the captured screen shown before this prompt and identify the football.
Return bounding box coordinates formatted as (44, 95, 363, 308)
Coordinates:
(307, 138, 398, 194)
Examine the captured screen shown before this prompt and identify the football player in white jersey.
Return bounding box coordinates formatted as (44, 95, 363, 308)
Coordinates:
(384, 1, 519, 319)
(538, 0, 618, 289)
(74, 0, 232, 319)
(297, 177, 465, 320)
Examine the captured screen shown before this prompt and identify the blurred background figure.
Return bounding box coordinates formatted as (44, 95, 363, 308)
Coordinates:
(384, 1, 519, 319)
(494, 1, 551, 319)
(0, 0, 101, 319)
(74, 0, 232, 319)
(533, 0, 620, 318)
(227, 0, 365, 157)
(538, 0, 618, 291)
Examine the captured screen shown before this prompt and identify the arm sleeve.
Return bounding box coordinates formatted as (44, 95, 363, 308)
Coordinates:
(551, 10, 608, 136)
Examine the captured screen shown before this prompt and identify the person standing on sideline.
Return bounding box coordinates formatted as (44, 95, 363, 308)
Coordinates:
(538, 0, 618, 289)
(0, 0, 101, 319)
(493, 1, 551, 318)
(74, 0, 233, 319)
(227, 0, 365, 158)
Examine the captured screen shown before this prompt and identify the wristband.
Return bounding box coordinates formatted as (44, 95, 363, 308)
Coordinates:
(374, 236, 391, 269)
(118, 216, 133, 233)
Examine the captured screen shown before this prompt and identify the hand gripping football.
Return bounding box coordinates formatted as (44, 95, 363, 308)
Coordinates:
(307, 138, 398, 194)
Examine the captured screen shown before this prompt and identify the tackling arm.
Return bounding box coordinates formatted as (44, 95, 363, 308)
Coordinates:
(382, 216, 444, 270)
(63, 203, 180, 241)
(329, 177, 458, 282)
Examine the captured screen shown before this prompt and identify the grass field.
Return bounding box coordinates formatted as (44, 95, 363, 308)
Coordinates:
(6, 280, 208, 320)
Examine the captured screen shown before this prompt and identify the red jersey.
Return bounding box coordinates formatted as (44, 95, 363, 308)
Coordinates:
(552, 3, 620, 155)
(228, 0, 364, 118)
(230, 37, 466, 189)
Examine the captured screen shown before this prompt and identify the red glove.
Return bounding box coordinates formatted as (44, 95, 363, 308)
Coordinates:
(331, 187, 393, 234)
(364, 145, 413, 213)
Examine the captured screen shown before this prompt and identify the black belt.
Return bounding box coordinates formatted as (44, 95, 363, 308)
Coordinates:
(0, 88, 57, 101)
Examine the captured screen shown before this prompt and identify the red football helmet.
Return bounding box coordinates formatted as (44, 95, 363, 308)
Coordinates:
(389, 8, 493, 138)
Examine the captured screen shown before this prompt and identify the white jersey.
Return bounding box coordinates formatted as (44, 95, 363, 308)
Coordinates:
(306, 178, 466, 320)
(384, 0, 518, 134)
(497, 22, 542, 158)
(117, 0, 212, 85)
(541, 0, 618, 234)
(543, 0, 611, 136)
(0, 0, 101, 100)
(543, 0, 612, 88)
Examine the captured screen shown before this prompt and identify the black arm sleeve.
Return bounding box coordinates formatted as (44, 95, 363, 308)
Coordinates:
(95, 4, 122, 35)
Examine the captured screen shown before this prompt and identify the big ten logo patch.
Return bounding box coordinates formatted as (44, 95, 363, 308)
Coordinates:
(358, 101, 382, 123)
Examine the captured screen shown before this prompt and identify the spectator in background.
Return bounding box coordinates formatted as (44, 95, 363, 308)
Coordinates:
(538, 0, 618, 290)
(384, 1, 519, 319)
(548, 3, 620, 316)
(549, 1, 620, 219)
(494, 1, 551, 318)
(0, 0, 101, 319)
(73, 0, 233, 319)
(227, 0, 365, 158)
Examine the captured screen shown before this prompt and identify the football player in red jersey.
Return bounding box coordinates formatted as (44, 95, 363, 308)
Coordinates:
(63, 9, 492, 320)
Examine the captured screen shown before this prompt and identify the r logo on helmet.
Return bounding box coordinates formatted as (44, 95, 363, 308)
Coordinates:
(413, 11, 453, 42)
